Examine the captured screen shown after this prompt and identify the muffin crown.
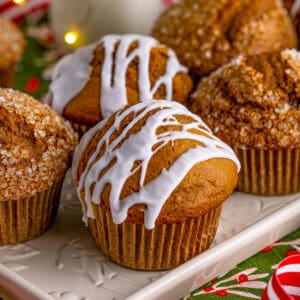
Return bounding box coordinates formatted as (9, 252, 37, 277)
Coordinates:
(152, 0, 297, 76)
(0, 18, 24, 69)
(49, 34, 191, 124)
(0, 89, 77, 201)
(191, 49, 300, 149)
(72, 100, 240, 229)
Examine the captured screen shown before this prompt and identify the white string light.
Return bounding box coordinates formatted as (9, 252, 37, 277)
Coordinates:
(64, 30, 79, 45)
(12, 0, 27, 5)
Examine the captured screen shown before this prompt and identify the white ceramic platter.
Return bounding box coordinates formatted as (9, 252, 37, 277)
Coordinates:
(0, 172, 299, 300)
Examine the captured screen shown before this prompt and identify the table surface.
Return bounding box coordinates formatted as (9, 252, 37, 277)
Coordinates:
(12, 14, 300, 300)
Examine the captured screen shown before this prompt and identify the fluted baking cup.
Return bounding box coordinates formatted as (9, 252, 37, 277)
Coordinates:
(70, 121, 91, 140)
(233, 147, 300, 195)
(0, 179, 64, 245)
(88, 205, 222, 271)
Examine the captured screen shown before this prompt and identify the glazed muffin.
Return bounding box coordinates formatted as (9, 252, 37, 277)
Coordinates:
(0, 89, 77, 245)
(0, 18, 24, 87)
(152, 0, 297, 77)
(190, 50, 300, 195)
(72, 100, 240, 270)
(47, 34, 193, 137)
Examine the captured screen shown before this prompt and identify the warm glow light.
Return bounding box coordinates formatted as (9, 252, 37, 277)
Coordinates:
(64, 31, 79, 45)
(13, 0, 26, 5)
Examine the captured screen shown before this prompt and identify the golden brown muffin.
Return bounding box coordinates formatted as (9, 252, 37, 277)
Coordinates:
(152, 0, 297, 76)
(72, 100, 239, 270)
(0, 89, 77, 245)
(48, 34, 193, 138)
(190, 50, 300, 195)
(283, 0, 300, 40)
(0, 18, 24, 87)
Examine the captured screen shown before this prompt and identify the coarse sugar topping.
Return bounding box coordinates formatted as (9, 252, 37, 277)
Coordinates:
(0, 89, 77, 201)
(152, 0, 297, 76)
(190, 50, 300, 150)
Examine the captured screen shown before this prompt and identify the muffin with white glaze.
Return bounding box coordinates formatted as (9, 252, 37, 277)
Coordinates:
(72, 100, 240, 270)
(47, 34, 193, 138)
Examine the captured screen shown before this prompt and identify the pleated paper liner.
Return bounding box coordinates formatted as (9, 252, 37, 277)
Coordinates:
(233, 147, 300, 195)
(0, 179, 64, 245)
(0, 64, 16, 88)
(70, 121, 91, 140)
(88, 205, 222, 271)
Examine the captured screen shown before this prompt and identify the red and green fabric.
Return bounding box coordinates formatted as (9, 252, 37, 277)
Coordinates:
(185, 229, 300, 299)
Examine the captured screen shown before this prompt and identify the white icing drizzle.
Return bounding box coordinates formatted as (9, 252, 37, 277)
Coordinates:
(72, 100, 240, 229)
(49, 43, 96, 115)
(291, 0, 300, 17)
(49, 34, 187, 119)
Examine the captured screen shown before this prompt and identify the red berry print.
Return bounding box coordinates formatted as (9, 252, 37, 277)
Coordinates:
(215, 289, 228, 296)
(285, 249, 300, 257)
(211, 277, 218, 283)
(261, 245, 273, 253)
(204, 286, 214, 293)
(238, 274, 249, 283)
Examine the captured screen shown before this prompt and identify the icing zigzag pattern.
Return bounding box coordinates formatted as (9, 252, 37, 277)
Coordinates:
(72, 101, 240, 229)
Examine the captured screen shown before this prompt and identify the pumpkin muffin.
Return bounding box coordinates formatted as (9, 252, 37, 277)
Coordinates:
(0, 89, 77, 245)
(47, 34, 193, 138)
(72, 100, 240, 270)
(190, 49, 300, 195)
(0, 18, 24, 87)
(152, 0, 297, 77)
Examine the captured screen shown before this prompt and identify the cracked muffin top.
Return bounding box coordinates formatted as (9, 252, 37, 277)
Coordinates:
(190, 49, 300, 150)
(152, 0, 297, 76)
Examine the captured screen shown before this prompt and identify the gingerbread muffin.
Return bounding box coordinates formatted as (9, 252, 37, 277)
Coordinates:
(0, 89, 77, 245)
(190, 49, 300, 195)
(72, 100, 240, 270)
(284, 0, 300, 39)
(0, 18, 24, 87)
(152, 0, 297, 77)
(47, 34, 193, 137)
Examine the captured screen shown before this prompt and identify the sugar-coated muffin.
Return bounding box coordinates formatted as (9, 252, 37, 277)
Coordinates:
(72, 100, 240, 270)
(0, 18, 24, 87)
(0, 89, 77, 245)
(152, 0, 297, 76)
(47, 34, 193, 137)
(190, 49, 300, 195)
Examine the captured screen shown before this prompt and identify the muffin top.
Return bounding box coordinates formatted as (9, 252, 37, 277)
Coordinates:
(0, 89, 77, 201)
(72, 100, 240, 229)
(48, 34, 193, 126)
(152, 0, 297, 76)
(190, 49, 300, 150)
(0, 18, 24, 69)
